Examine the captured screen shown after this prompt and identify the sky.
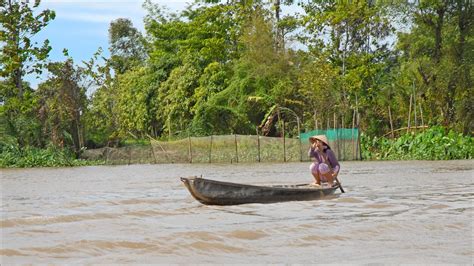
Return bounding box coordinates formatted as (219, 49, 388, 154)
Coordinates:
(28, 0, 192, 88)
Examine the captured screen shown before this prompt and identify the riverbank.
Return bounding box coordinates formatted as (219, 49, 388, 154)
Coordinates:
(2, 126, 472, 168)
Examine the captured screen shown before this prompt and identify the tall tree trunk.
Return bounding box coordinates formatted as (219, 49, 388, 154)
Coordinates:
(274, 0, 283, 50)
(417, 3, 446, 122)
(8, 0, 23, 96)
(14, 68, 23, 97)
(445, 79, 456, 127)
(456, 0, 473, 134)
(70, 119, 80, 157)
(433, 5, 445, 63)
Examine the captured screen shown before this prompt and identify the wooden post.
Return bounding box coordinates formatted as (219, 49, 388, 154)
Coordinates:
(297, 117, 302, 162)
(414, 94, 417, 130)
(150, 142, 157, 164)
(234, 134, 238, 163)
(105, 147, 109, 165)
(355, 128, 360, 161)
(299, 136, 303, 162)
(128, 147, 131, 165)
(413, 81, 417, 131)
(209, 135, 213, 163)
(352, 109, 356, 160)
(277, 108, 282, 136)
(150, 136, 171, 163)
(355, 94, 360, 127)
(188, 136, 193, 163)
(388, 105, 394, 138)
(355, 95, 361, 160)
(357, 111, 361, 160)
(333, 112, 339, 160)
(419, 103, 425, 129)
(407, 94, 412, 133)
(168, 116, 171, 141)
(314, 109, 318, 129)
(256, 127, 261, 162)
(282, 120, 286, 162)
(341, 115, 345, 161)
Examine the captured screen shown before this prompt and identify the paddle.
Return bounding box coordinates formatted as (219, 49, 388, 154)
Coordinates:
(334, 176, 345, 193)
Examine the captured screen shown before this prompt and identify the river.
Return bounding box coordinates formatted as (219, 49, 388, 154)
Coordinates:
(1, 160, 473, 264)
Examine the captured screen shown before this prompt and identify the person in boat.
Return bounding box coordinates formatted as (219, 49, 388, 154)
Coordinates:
(308, 135, 340, 186)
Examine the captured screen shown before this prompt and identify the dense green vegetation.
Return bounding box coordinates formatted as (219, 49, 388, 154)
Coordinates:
(0, 139, 102, 167)
(1, 0, 473, 167)
(361, 126, 473, 160)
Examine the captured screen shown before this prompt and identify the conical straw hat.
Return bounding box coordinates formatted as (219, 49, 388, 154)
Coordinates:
(309, 135, 330, 149)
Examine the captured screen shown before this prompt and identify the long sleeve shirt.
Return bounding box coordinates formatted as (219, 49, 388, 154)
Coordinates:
(308, 147, 340, 174)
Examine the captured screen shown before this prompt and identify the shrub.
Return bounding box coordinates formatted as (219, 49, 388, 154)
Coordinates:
(361, 126, 473, 160)
(0, 142, 103, 168)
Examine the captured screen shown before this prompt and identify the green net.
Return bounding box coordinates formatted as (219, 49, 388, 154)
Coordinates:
(300, 128, 359, 143)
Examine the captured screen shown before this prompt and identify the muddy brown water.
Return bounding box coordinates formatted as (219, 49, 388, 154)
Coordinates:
(1, 160, 473, 264)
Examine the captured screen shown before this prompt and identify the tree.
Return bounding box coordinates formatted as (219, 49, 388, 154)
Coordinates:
(394, 0, 474, 133)
(0, 0, 55, 96)
(272, 0, 299, 51)
(37, 59, 87, 155)
(143, 0, 253, 137)
(300, 0, 394, 134)
(297, 50, 338, 131)
(84, 18, 149, 146)
(454, 0, 474, 134)
(114, 66, 160, 138)
(198, 6, 297, 135)
(157, 62, 200, 137)
(0, 79, 42, 147)
(108, 18, 146, 74)
(0, 0, 55, 148)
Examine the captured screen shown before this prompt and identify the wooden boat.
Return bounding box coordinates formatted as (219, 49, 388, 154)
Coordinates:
(180, 176, 340, 205)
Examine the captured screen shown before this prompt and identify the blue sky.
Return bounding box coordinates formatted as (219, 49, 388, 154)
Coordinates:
(29, 0, 191, 88)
